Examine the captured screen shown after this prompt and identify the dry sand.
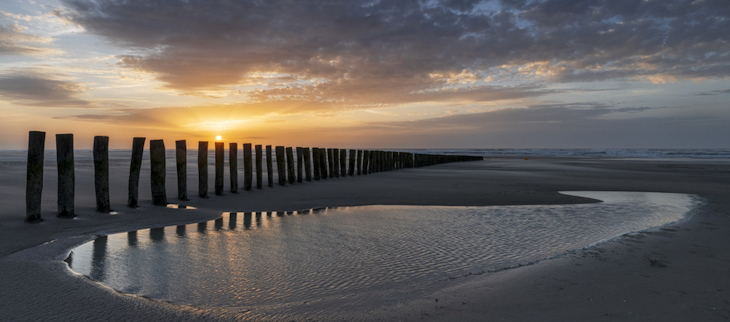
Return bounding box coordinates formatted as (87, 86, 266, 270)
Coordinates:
(0, 156, 728, 321)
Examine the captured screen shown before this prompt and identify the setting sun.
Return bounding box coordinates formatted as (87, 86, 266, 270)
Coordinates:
(216, 135, 222, 141)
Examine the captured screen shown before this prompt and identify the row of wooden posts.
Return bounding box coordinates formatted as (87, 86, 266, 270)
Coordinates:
(25, 131, 483, 222)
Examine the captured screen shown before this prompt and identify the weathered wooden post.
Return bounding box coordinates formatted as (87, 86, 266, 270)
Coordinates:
(244, 143, 252, 191)
(266, 145, 274, 187)
(303, 147, 312, 181)
(94, 136, 111, 213)
(348, 149, 356, 176)
(56, 134, 74, 218)
(356, 150, 362, 175)
(371, 150, 377, 173)
(362, 150, 369, 175)
(327, 148, 335, 178)
(198, 141, 208, 198)
(340, 149, 347, 177)
(377, 151, 382, 172)
(230, 143, 238, 193)
(25, 131, 45, 222)
(286, 147, 296, 184)
(296, 147, 303, 183)
(333, 148, 340, 178)
(312, 147, 321, 180)
(320, 148, 329, 179)
(150, 139, 167, 206)
(215, 142, 224, 195)
(175, 140, 188, 201)
(276, 146, 286, 185)
(128, 137, 145, 208)
(255, 145, 263, 189)
(386, 151, 390, 171)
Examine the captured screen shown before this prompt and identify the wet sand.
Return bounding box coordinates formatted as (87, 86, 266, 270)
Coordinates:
(0, 157, 728, 321)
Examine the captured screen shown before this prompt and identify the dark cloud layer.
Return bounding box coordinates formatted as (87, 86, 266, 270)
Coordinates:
(351, 103, 729, 148)
(0, 74, 89, 106)
(58, 0, 730, 107)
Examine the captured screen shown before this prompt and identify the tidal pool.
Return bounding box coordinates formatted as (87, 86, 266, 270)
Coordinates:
(67, 191, 698, 309)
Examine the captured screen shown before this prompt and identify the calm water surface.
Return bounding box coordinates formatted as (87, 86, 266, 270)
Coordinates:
(67, 191, 698, 309)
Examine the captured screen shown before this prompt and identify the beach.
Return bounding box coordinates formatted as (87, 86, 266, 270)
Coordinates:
(0, 156, 728, 321)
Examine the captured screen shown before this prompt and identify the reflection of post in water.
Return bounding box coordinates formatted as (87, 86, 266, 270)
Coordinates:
(276, 211, 284, 217)
(90, 236, 108, 281)
(243, 212, 252, 229)
(176, 225, 186, 238)
(127, 231, 138, 247)
(150, 227, 165, 242)
(229, 212, 237, 230)
(255, 212, 262, 227)
(215, 217, 223, 230)
(265, 211, 271, 217)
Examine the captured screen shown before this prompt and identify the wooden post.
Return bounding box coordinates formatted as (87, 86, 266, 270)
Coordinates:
(286, 147, 295, 184)
(327, 148, 335, 178)
(244, 143, 252, 191)
(215, 142, 224, 195)
(127, 137, 145, 208)
(371, 150, 377, 173)
(266, 145, 274, 187)
(320, 148, 329, 179)
(25, 131, 45, 222)
(333, 148, 340, 178)
(340, 149, 347, 177)
(276, 146, 286, 185)
(230, 143, 238, 193)
(150, 139, 167, 206)
(93, 136, 110, 213)
(56, 134, 74, 218)
(312, 147, 321, 180)
(255, 145, 263, 189)
(348, 149, 356, 176)
(175, 140, 188, 201)
(362, 150, 369, 175)
(370, 150, 376, 174)
(356, 150, 362, 175)
(379, 151, 384, 171)
(198, 141, 208, 198)
(296, 147, 303, 183)
(303, 147, 312, 181)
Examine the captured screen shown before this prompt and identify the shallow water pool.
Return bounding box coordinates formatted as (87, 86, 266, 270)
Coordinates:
(67, 191, 698, 309)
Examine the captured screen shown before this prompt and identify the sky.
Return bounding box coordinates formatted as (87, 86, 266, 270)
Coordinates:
(0, 0, 728, 149)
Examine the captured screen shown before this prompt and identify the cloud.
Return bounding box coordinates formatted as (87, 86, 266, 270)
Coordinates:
(342, 103, 729, 148)
(695, 88, 730, 96)
(56, 0, 730, 110)
(0, 74, 91, 106)
(0, 22, 58, 56)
